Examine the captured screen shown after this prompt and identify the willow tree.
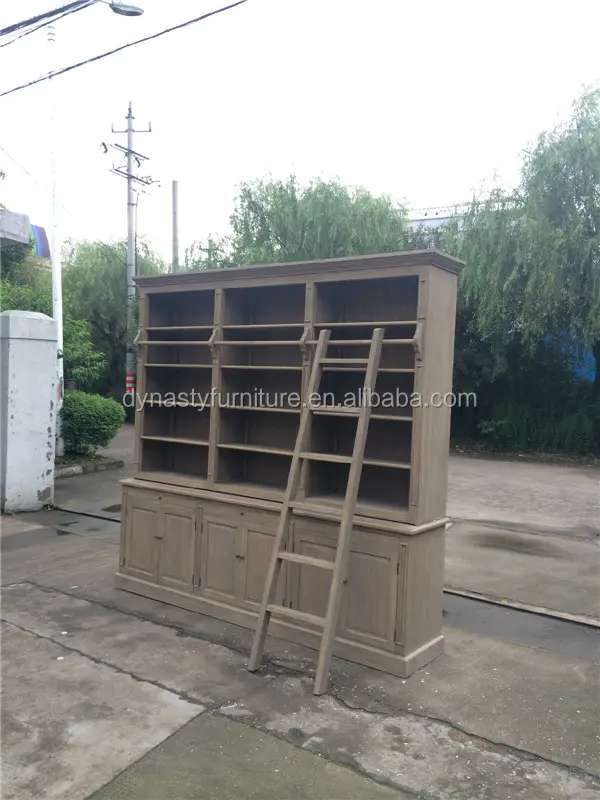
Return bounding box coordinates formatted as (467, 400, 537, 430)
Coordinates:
(454, 89, 600, 396)
(184, 177, 409, 271)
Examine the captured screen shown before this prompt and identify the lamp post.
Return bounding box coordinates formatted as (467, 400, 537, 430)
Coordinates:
(48, 0, 143, 453)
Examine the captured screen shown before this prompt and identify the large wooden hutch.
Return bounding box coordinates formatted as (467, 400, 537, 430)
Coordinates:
(116, 250, 463, 677)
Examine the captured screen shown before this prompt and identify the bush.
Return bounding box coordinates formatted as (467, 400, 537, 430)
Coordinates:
(61, 390, 124, 455)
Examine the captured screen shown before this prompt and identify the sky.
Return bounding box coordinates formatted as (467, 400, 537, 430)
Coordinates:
(1, 0, 599, 262)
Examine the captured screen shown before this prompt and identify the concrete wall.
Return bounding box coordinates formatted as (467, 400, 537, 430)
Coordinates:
(0, 209, 31, 247)
(1, 311, 58, 512)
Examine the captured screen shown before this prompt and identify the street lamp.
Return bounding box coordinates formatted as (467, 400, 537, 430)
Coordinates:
(49, 0, 143, 454)
(106, 1, 144, 16)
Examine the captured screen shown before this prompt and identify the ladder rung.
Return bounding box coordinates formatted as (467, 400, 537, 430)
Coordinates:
(321, 358, 368, 365)
(266, 604, 325, 628)
(300, 451, 352, 464)
(278, 552, 334, 570)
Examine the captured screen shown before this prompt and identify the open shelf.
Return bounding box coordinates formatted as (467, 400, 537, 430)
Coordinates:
(220, 407, 299, 451)
(140, 439, 208, 480)
(317, 370, 415, 418)
(133, 262, 456, 520)
(145, 342, 212, 366)
(145, 366, 212, 396)
(223, 284, 306, 325)
(148, 290, 215, 328)
(219, 328, 303, 368)
(315, 275, 419, 324)
(305, 461, 410, 512)
(221, 369, 302, 411)
(216, 449, 291, 491)
(311, 414, 413, 464)
(143, 404, 210, 441)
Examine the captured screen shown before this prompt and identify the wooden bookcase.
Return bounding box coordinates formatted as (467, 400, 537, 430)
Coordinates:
(117, 250, 464, 678)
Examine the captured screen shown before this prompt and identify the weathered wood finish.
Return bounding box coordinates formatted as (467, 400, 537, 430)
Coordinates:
(118, 481, 446, 677)
(119, 250, 463, 679)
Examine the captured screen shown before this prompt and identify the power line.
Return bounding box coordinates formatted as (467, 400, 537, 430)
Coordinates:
(0, 0, 90, 38)
(0, 2, 95, 49)
(0, 0, 250, 99)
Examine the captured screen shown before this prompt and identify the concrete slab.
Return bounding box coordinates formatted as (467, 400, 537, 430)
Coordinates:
(1, 622, 200, 800)
(90, 713, 408, 800)
(14, 507, 122, 540)
(445, 521, 600, 619)
(1, 582, 269, 709)
(447, 455, 600, 539)
(54, 468, 128, 519)
(2, 581, 598, 792)
(218, 674, 600, 800)
(2, 522, 599, 777)
(1, 524, 118, 586)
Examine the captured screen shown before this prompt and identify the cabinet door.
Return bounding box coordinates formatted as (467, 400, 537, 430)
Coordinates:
(238, 510, 281, 609)
(289, 520, 337, 629)
(290, 519, 399, 650)
(157, 502, 199, 592)
(340, 529, 399, 652)
(123, 492, 159, 582)
(201, 512, 241, 604)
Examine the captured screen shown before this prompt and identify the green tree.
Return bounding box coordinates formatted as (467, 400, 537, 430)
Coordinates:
(0, 270, 106, 390)
(185, 177, 409, 270)
(455, 89, 600, 396)
(63, 240, 164, 396)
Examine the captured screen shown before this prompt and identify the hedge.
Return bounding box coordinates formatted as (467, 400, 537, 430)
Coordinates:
(61, 390, 125, 456)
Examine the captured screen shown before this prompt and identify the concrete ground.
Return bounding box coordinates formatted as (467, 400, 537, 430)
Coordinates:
(1, 427, 599, 798)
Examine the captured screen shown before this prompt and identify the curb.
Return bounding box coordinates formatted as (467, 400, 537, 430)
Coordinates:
(444, 586, 600, 629)
(55, 458, 124, 479)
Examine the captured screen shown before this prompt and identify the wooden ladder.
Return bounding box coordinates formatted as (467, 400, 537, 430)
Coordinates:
(247, 327, 384, 695)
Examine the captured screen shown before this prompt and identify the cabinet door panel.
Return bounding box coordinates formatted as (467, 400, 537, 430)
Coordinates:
(124, 496, 158, 582)
(201, 517, 239, 603)
(158, 505, 196, 591)
(342, 534, 398, 650)
(241, 526, 274, 607)
(291, 520, 398, 649)
(290, 522, 337, 630)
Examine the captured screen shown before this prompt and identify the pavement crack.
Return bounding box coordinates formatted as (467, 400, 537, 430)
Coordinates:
(208, 704, 426, 800)
(331, 690, 600, 783)
(0, 616, 209, 711)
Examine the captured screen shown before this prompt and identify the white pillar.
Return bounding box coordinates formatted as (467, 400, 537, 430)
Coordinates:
(0, 311, 58, 512)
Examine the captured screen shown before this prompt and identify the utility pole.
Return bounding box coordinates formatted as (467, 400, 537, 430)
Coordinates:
(171, 179, 179, 273)
(47, 23, 64, 455)
(110, 102, 153, 401)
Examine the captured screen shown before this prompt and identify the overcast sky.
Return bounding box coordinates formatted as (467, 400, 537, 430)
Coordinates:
(1, 0, 599, 261)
